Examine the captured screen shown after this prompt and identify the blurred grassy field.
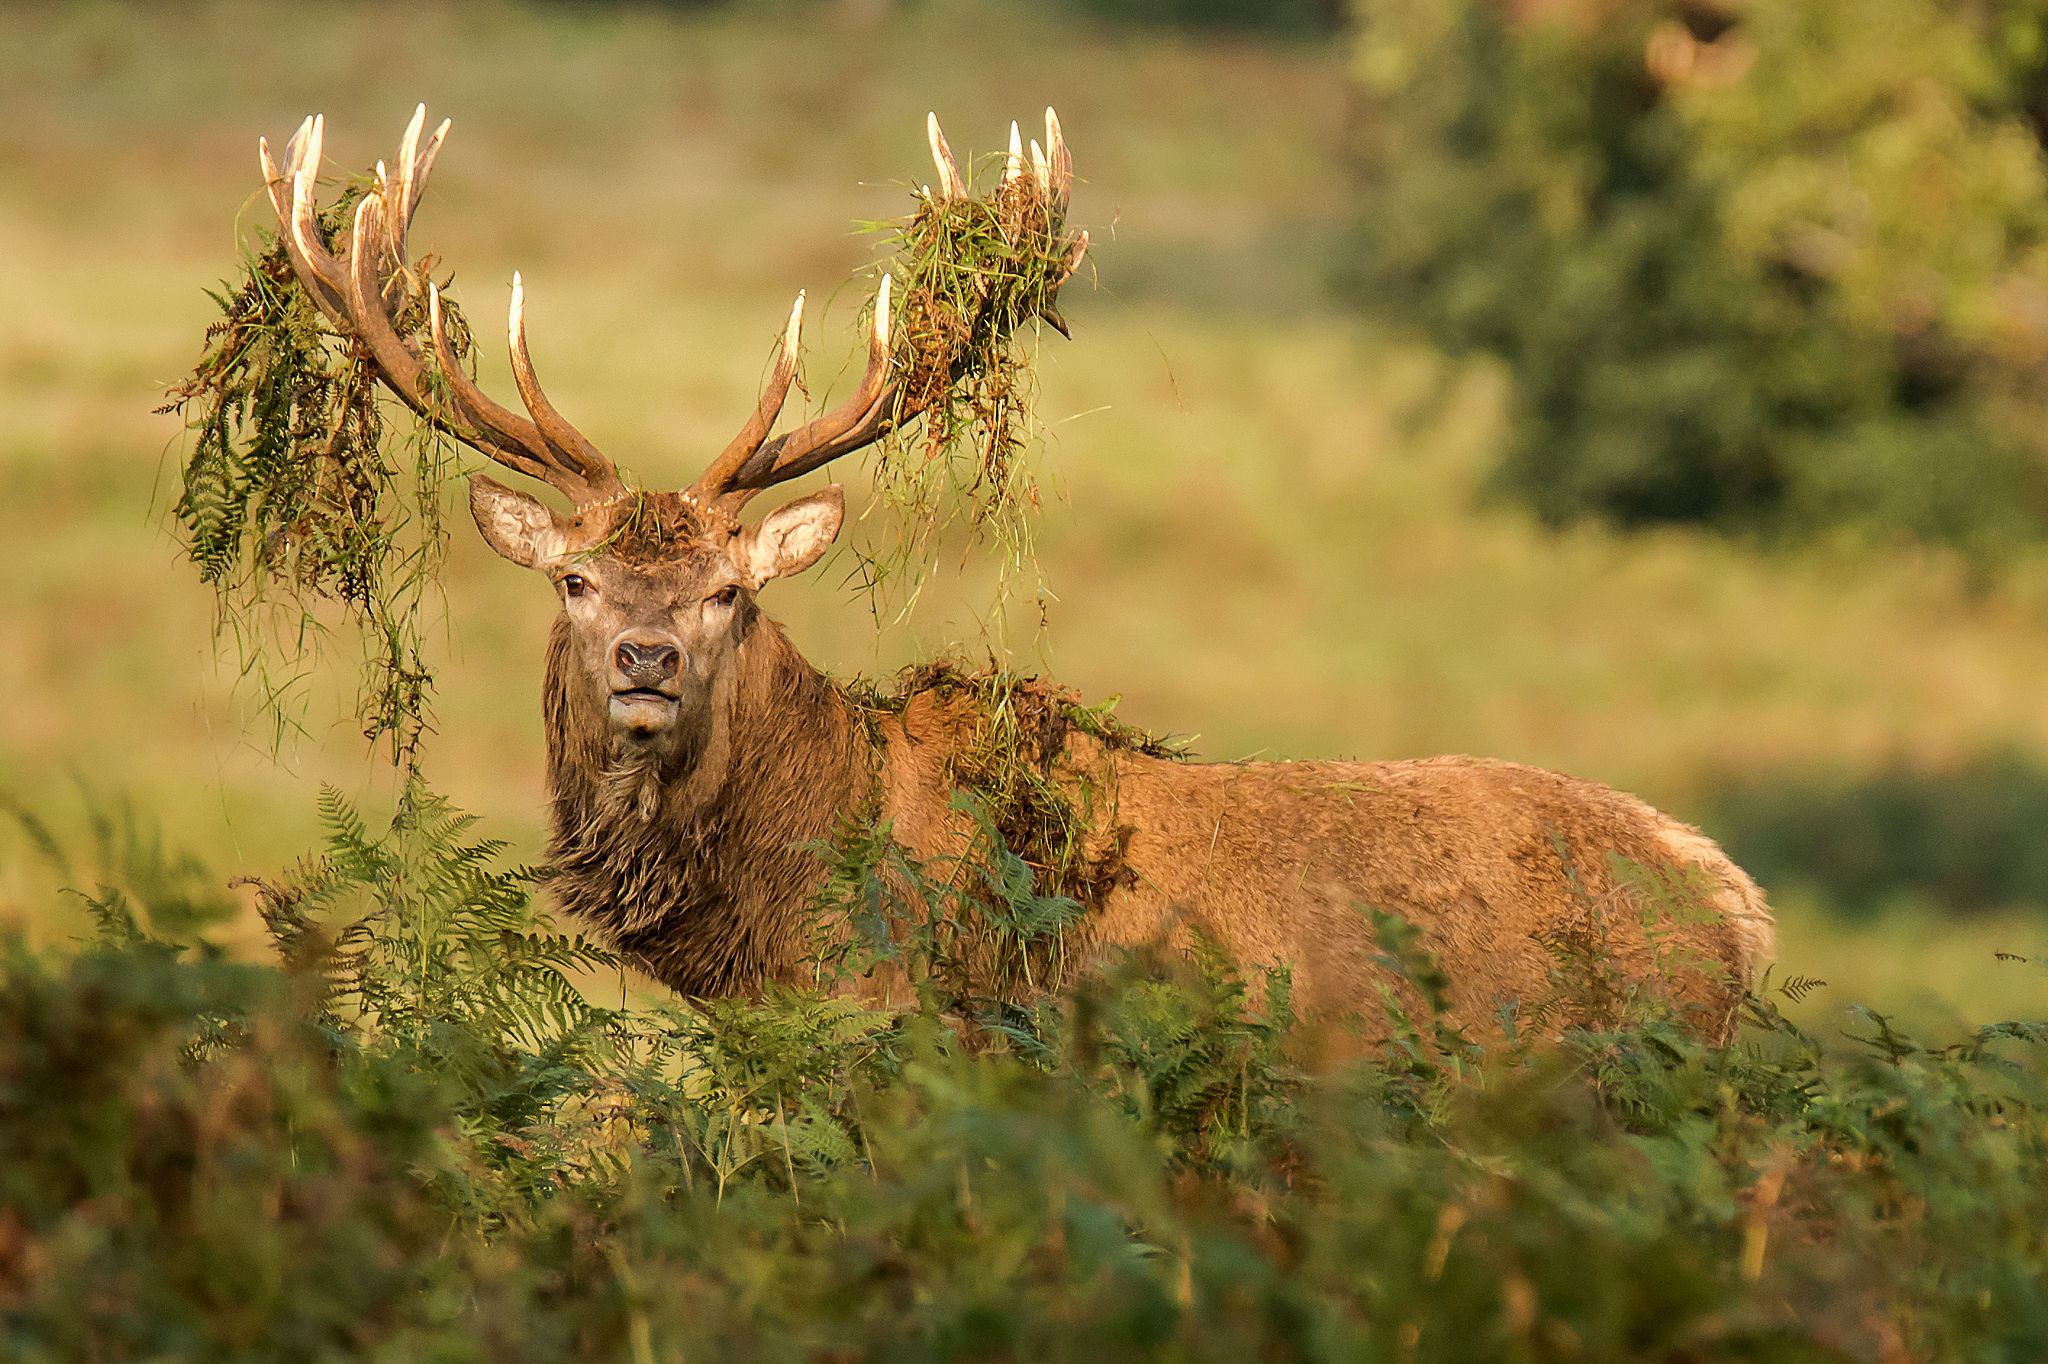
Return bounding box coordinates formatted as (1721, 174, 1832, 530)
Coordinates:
(2, 0, 2045, 1025)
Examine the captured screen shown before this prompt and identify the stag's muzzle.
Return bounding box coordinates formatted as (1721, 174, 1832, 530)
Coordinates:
(608, 632, 682, 737)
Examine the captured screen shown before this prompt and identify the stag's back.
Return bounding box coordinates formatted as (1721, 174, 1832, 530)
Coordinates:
(874, 688, 1773, 1040)
(1097, 754, 1772, 1038)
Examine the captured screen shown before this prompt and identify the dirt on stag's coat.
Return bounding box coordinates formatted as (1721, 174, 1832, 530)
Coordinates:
(872, 675, 1773, 1045)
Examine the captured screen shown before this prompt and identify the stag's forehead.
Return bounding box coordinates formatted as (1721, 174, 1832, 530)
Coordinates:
(564, 490, 732, 568)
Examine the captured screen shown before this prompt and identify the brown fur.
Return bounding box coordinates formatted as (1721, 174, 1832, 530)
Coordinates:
(540, 608, 1775, 1041)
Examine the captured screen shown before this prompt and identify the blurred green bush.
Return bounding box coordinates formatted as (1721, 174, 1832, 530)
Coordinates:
(1706, 751, 2048, 920)
(1345, 0, 2048, 553)
(1059, 0, 1344, 36)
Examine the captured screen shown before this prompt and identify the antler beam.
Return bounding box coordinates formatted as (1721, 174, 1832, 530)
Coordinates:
(258, 106, 623, 507)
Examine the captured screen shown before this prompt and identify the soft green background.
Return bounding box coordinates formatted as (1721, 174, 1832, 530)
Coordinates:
(3, 0, 2045, 1021)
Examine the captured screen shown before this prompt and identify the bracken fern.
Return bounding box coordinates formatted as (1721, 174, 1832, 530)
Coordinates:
(159, 182, 476, 763)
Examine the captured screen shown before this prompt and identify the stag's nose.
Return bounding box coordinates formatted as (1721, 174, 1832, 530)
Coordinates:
(613, 636, 681, 688)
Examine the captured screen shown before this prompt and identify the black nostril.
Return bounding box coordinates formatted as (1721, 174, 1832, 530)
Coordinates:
(615, 640, 680, 681)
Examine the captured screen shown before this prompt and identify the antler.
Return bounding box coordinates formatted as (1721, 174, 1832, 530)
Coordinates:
(688, 108, 1088, 514)
(258, 106, 624, 507)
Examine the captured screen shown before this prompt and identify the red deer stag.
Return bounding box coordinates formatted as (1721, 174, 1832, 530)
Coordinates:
(257, 107, 1773, 1040)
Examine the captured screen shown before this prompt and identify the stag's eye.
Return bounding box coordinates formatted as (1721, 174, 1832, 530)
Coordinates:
(707, 585, 741, 609)
(561, 574, 590, 599)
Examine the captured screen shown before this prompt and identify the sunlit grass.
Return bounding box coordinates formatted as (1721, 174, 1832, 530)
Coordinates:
(1768, 893, 2048, 1032)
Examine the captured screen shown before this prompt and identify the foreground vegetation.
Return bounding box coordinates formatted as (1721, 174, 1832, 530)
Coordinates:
(5, 783, 2046, 1360)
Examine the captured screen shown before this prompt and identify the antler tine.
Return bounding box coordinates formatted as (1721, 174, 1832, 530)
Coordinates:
(260, 125, 348, 322)
(425, 286, 554, 486)
(284, 114, 313, 172)
(377, 105, 453, 303)
(261, 109, 621, 506)
(1044, 107, 1072, 213)
(1059, 229, 1090, 287)
(390, 104, 425, 254)
(380, 105, 451, 250)
(419, 271, 619, 501)
(685, 292, 805, 504)
(343, 194, 444, 414)
(286, 153, 350, 308)
(260, 116, 311, 224)
(726, 273, 895, 502)
(372, 159, 403, 307)
(508, 272, 615, 488)
(927, 112, 965, 201)
(413, 118, 451, 216)
(1028, 138, 1051, 198)
(1004, 121, 1027, 189)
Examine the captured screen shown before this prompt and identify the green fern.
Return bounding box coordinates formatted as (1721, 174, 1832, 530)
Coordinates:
(160, 183, 474, 764)
(244, 777, 613, 1053)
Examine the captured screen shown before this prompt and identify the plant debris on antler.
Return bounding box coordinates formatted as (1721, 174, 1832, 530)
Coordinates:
(857, 110, 1092, 623)
(161, 136, 475, 763)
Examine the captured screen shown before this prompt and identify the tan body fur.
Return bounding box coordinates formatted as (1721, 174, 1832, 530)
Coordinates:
(548, 614, 1774, 1040)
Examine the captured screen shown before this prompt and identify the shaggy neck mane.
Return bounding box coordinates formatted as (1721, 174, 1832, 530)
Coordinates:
(542, 612, 861, 996)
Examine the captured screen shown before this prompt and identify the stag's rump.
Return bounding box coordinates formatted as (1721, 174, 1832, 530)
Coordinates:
(1094, 753, 1775, 1038)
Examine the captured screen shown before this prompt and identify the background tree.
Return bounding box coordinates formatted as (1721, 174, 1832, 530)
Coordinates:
(1346, 0, 2048, 554)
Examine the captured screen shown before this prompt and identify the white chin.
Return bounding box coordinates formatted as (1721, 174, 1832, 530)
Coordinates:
(609, 695, 678, 739)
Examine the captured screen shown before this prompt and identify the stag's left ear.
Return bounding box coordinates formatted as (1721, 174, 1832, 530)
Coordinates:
(729, 485, 845, 588)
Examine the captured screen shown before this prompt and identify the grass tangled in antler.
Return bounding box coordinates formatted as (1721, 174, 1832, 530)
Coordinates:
(855, 148, 1088, 628)
(161, 183, 474, 764)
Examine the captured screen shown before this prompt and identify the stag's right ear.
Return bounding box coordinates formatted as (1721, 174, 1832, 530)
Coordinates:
(468, 474, 568, 569)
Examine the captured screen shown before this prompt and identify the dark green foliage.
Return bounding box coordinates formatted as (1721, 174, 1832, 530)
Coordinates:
(805, 789, 1085, 1031)
(1066, 938, 1304, 1178)
(1705, 751, 2048, 920)
(1055, 0, 1345, 38)
(160, 186, 479, 762)
(5, 784, 2048, 1358)
(1344, 0, 2048, 554)
(245, 779, 613, 1049)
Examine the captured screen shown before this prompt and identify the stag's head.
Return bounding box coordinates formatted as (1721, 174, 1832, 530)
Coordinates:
(260, 106, 1082, 767)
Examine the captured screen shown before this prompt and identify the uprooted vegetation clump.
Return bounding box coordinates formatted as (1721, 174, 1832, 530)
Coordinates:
(159, 178, 473, 762)
(827, 662, 1186, 1010)
(854, 139, 1088, 621)
(6, 779, 2048, 1358)
(844, 660, 1186, 913)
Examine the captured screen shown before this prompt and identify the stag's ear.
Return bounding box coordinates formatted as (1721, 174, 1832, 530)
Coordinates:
(729, 485, 845, 588)
(468, 474, 568, 569)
